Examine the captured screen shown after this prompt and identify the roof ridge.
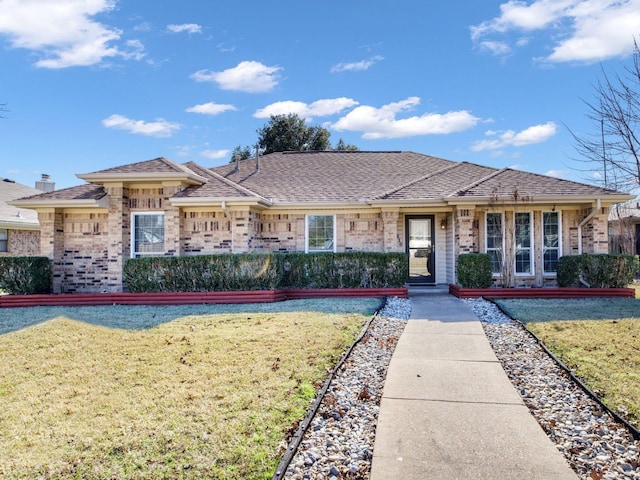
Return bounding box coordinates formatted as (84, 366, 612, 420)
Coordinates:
(184, 162, 268, 200)
(448, 166, 504, 197)
(371, 161, 459, 200)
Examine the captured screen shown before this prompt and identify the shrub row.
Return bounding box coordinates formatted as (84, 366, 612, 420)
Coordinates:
(0, 256, 52, 294)
(123, 252, 408, 293)
(456, 253, 493, 288)
(557, 254, 639, 288)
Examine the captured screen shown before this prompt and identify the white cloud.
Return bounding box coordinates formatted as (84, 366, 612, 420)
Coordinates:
(0, 0, 143, 68)
(471, 0, 640, 63)
(167, 23, 202, 34)
(102, 114, 180, 137)
(331, 97, 480, 139)
(200, 149, 229, 160)
(191, 61, 281, 93)
(471, 121, 557, 151)
(545, 169, 567, 178)
(254, 98, 359, 119)
(330, 55, 384, 73)
(186, 102, 237, 116)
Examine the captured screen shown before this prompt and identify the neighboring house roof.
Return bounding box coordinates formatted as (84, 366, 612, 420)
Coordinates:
(608, 199, 640, 221)
(0, 179, 41, 229)
(10, 184, 108, 209)
(10, 151, 634, 210)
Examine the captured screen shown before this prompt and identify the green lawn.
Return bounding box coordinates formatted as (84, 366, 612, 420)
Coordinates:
(0, 298, 380, 479)
(494, 298, 640, 428)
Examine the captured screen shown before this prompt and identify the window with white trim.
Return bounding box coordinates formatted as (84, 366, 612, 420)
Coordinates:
(485, 212, 503, 274)
(0, 229, 7, 252)
(306, 215, 335, 252)
(543, 211, 561, 274)
(131, 213, 164, 258)
(515, 212, 533, 274)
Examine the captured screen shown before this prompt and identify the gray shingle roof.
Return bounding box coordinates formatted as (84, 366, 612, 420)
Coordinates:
(0, 179, 41, 227)
(211, 151, 457, 203)
(84, 157, 196, 175)
(209, 151, 626, 204)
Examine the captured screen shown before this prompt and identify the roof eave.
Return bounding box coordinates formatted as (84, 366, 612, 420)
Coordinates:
(9, 197, 109, 210)
(446, 193, 635, 206)
(0, 220, 40, 230)
(169, 197, 273, 208)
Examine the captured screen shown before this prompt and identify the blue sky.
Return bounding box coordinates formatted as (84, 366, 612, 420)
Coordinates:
(1, 0, 640, 190)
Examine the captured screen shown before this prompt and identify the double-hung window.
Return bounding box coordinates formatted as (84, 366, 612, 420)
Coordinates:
(543, 211, 561, 273)
(306, 215, 335, 253)
(515, 212, 533, 274)
(0, 229, 7, 252)
(486, 213, 503, 274)
(131, 213, 165, 258)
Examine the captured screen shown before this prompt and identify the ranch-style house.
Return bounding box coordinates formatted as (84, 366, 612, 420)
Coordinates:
(10, 151, 633, 294)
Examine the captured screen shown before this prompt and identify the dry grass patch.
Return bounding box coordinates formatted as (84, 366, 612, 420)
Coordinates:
(495, 299, 640, 429)
(0, 302, 376, 479)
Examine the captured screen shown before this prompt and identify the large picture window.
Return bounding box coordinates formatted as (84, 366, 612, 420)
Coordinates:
(0, 229, 7, 252)
(486, 213, 503, 274)
(132, 213, 164, 257)
(306, 215, 335, 252)
(515, 212, 533, 274)
(543, 211, 561, 273)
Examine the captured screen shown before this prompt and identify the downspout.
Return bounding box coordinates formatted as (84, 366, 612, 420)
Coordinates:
(221, 200, 229, 218)
(577, 198, 601, 254)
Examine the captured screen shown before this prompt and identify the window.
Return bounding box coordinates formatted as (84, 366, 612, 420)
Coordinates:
(306, 215, 335, 252)
(543, 211, 561, 273)
(486, 213, 503, 274)
(515, 212, 533, 274)
(132, 213, 164, 257)
(0, 229, 7, 252)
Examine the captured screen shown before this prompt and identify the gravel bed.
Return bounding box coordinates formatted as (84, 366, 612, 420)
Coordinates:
(465, 297, 640, 480)
(282, 296, 411, 480)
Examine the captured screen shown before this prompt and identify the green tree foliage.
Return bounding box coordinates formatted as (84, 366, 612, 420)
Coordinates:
(334, 138, 359, 151)
(257, 113, 331, 154)
(228, 145, 252, 163)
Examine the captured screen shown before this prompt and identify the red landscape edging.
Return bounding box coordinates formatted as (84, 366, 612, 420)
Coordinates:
(449, 284, 635, 299)
(0, 287, 408, 308)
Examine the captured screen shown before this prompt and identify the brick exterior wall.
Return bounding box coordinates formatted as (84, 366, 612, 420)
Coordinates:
(36, 181, 616, 293)
(1, 229, 40, 256)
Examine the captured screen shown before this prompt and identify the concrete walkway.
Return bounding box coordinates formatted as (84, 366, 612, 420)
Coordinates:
(370, 287, 577, 479)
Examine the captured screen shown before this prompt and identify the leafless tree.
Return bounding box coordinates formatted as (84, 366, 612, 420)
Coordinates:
(570, 40, 640, 193)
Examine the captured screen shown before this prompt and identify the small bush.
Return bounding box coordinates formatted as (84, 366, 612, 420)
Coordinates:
(557, 254, 639, 288)
(556, 255, 584, 287)
(0, 256, 52, 294)
(457, 253, 492, 288)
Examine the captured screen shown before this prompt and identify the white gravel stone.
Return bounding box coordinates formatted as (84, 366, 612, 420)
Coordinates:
(465, 297, 640, 480)
(279, 296, 640, 480)
(282, 296, 411, 480)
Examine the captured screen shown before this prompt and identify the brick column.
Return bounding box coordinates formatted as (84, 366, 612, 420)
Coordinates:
(454, 206, 476, 255)
(230, 208, 250, 252)
(590, 207, 610, 254)
(38, 208, 64, 293)
(381, 209, 400, 252)
(105, 184, 127, 292)
(163, 185, 182, 256)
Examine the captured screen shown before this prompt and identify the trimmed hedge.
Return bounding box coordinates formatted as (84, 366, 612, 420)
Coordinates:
(457, 253, 492, 288)
(123, 252, 408, 293)
(0, 256, 52, 294)
(283, 252, 408, 289)
(557, 254, 639, 288)
(123, 254, 283, 293)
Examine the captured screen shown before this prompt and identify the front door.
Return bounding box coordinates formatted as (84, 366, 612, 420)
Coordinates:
(406, 216, 435, 284)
